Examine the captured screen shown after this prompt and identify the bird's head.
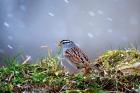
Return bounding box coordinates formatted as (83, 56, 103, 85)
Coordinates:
(58, 40, 74, 48)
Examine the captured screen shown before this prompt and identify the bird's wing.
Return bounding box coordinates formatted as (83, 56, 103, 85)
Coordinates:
(64, 47, 89, 67)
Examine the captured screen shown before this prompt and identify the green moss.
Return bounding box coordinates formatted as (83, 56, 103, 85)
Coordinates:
(0, 49, 140, 92)
(96, 49, 140, 71)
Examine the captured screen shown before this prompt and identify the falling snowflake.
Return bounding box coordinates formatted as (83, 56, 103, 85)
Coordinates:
(107, 17, 113, 21)
(4, 22, 10, 28)
(7, 45, 13, 50)
(64, 0, 70, 3)
(22, 55, 32, 64)
(88, 11, 95, 16)
(88, 33, 93, 38)
(48, 12, 55, 17)
(97, 10, 104, 15)
(26, 55, 31, 60)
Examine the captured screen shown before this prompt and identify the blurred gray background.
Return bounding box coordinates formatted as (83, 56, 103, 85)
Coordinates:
(0, 0, 140, 63)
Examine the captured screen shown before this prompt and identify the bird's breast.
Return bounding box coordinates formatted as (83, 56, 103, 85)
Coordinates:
(61, 58, 78, 73)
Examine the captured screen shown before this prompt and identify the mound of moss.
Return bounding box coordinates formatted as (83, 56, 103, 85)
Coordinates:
(95, 49, 140, 76)
(0, 49, 140, 93)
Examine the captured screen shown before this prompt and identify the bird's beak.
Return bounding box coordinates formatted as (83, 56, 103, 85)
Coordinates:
(56, 41, 61, 48)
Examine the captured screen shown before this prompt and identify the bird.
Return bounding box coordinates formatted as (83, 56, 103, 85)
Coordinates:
(58, 40, 90, 75)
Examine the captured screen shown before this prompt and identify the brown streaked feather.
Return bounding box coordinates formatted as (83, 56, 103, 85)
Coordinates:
(64, 47, 89, 67)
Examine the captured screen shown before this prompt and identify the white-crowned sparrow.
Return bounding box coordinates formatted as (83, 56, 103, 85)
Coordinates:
(58, 40, 90, 75)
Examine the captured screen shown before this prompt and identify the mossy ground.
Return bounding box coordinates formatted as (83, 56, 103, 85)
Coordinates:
(0, 49, 140, 93)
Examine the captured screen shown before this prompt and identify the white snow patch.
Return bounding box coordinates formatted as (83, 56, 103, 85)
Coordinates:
(48, 12, 55, 17)
(88, 11, 95, 16)
(97, 10, 104, 15)
(88, 33, 93, 38)
(64, 0, 70, 3)
(7, 45, 13, 50)
(4, 22, 10, 28)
